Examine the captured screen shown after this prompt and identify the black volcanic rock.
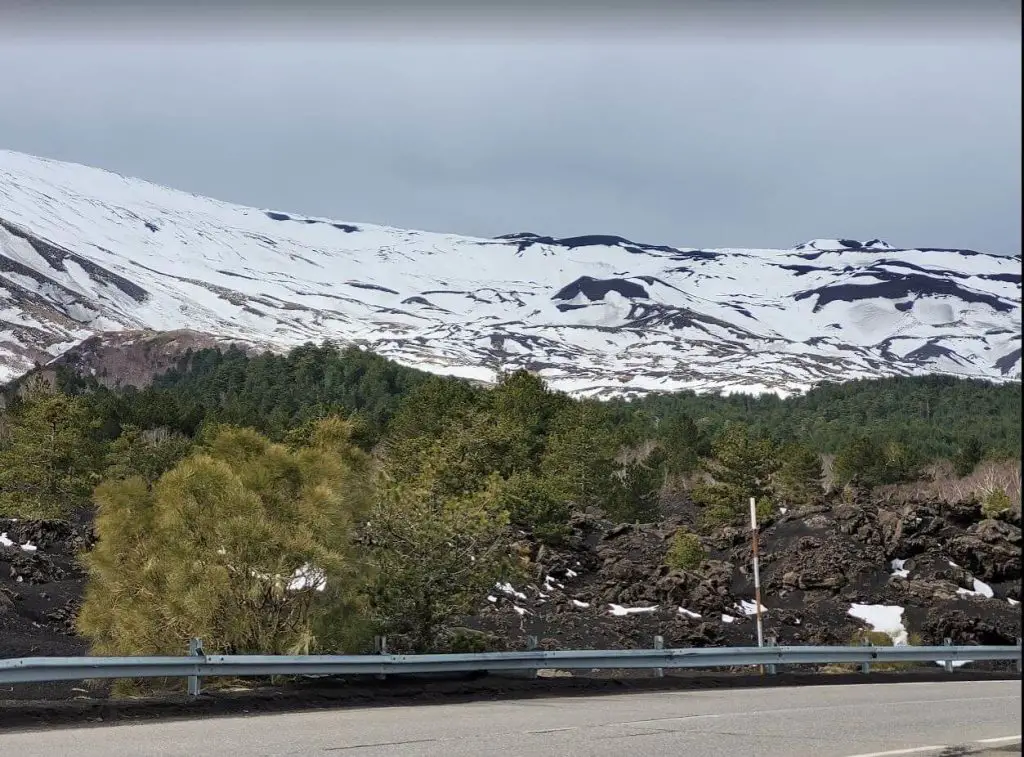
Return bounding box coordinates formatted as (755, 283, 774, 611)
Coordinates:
(553, 276, 650, 301)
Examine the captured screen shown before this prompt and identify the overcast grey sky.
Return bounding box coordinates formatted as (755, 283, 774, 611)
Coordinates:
(0, 15, 1020, 254)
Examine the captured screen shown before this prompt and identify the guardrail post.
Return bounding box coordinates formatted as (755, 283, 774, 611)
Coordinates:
(860, 637, 871, 674)
(943, 638, 953, 673)
(766, 636, 777, 675)
(373, 636, 388, 680)
(653, 635, 665, 678)
(527, 635, 539, 679)
(187, 637, 203, 697)
(1017, 638, 1022, 675)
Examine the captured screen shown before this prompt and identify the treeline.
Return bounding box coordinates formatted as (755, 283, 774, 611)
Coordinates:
(53, 343, 429, 446)
(613, 373, 1021, 461)
(38, 342, 1023, 464)
(0, 341, 1019, 661)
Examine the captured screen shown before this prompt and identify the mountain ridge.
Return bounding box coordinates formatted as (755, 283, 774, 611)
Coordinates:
(1, 148, 1020, 397)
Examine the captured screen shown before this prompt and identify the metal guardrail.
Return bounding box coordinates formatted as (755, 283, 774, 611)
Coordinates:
(1, 644, 1020, 689)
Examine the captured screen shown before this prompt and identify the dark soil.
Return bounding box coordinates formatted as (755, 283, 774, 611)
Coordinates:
(2, 494, 1021, 712)
(451, 497, 1022, 656)
(0, 516, 92, 662)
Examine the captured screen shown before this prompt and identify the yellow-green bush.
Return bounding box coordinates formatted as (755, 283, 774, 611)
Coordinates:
(665, 528, 706, 571)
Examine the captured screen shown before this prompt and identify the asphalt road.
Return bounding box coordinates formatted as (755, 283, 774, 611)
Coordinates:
(0, 680, 1019, 756)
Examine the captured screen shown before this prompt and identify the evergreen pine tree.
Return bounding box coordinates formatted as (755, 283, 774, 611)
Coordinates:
(0, 382, 101, 518)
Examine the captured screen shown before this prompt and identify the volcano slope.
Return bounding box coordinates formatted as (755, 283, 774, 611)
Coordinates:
(1, 149, 1021, 398)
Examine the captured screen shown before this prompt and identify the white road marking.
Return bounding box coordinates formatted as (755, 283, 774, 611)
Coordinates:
(618, 694, 1018, 728)
(977, 734, 1022, 744)
(843, 734, 1023, 757)
(841, 747, 946, 757)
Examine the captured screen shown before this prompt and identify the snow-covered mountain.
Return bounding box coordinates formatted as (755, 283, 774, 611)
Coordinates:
(1, 149, 1020, 397)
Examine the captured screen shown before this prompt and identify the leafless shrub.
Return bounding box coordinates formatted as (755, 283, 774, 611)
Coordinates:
(875, 457, 1022, 511)
(820, 453, 837, 490)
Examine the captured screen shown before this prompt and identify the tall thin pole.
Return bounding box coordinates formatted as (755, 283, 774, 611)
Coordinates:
(750, 497, 764, 650)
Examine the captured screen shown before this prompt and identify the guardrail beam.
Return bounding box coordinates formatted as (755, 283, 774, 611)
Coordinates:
(1, 644, 1020, 686)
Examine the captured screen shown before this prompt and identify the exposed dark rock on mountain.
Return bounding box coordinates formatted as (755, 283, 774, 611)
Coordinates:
(1, 150, 1020, 397)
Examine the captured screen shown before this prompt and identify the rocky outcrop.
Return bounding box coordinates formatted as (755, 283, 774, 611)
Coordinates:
(462, 497, 1022, 656)
(2, 499, 1020, 662)
(0, 518, 92, 658)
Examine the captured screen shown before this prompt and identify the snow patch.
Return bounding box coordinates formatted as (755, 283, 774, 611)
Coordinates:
(607, 603, 658, 617)
(677, 607, 702, 619)
(956, 577, 994, 599)
(847, 603, 908, 646)
(890, 558, 910, 579)
(0, 532, 38, 552)
(736, 599, 767, 616)
(496, 582, 528, 601)
(287, 563, 326, 592)
(542, 575, 565, 592)
(933, 659, 972, 669)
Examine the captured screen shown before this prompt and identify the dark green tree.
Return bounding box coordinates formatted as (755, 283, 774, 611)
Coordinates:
(832, 435, 881, 488)
(496, 472, 572, 545)
(691, 423, 778, 524)
(104, 425, 192, 485)
(604, 447, 667, 523)
(953, 436, 984, 478)
(369, 447, 513, 652)
(773, 442, 823, 505)
(0, 382, 102, 518)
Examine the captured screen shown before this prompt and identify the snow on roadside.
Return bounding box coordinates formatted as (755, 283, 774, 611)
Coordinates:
(933, 660, 972, 669)
(542, 575, 565, 592)
(957, 577, 995, 599)
(736, 599, 767, 616)
(0, 532, 38, 552)
(847, 603, 909, 645)
(677, 607, 702, 619)
(890, 558, 909, 579)
(847, 603, 973, 668)
(607, 603, 658, 617)
(495, 582, 528, 601)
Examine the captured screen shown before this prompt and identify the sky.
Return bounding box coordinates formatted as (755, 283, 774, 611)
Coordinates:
(0, 6, 1021, 255)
